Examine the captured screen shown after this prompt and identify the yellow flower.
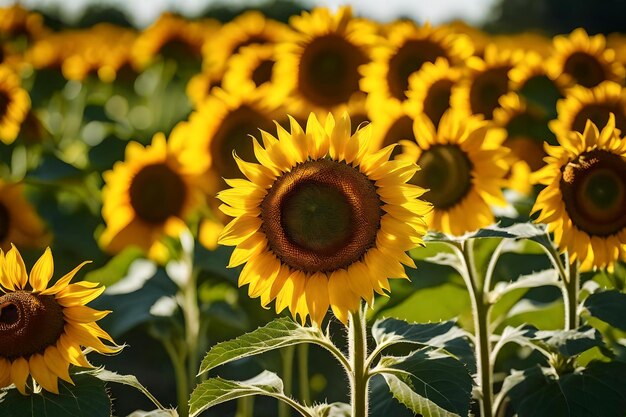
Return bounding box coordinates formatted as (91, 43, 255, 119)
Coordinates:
(0, 4, 48, 40)
(222, 44, 277, 96)
(369, 99, 418, 157)
(100, 128, 207, 261)
(360, 21, 472, 109)
(451, 44, 524, 120)
(0, 181, 49, 252)
(398, 110, 509, 235)
(547, 28, 624, 89)
(406, 57, 462, 128)
(532, 115, 626, 269)
(217, 113, 430, 325)
(185, 69, 221, 109)
(0, 65, 30, 144)
(273, 6, 376, 114)
(0, 246, 119, 395)
(549, 81, 626, 138)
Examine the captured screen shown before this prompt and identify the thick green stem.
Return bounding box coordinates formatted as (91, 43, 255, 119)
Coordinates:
(279, 345, 295, 417)
(564, 261, 580, 330)
(298, 344, 311, 405)
(349, 305, 369, 417)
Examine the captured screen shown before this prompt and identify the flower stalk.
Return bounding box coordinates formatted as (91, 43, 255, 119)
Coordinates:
(349, 304, 369, 417)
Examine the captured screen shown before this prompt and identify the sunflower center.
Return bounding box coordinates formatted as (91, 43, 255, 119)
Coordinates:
(563, 52, 606, 88)
(261, 159, 381, 273)
(0, 202, 10, 243)
(560, 150, 626, 236)
(572, 103, 626, 134)
(412, 145, 473, 209)
(388, 39, 448, 101)
(0, 90, 10, 119)
(251, 59, 275, 87)
(129, 163, 187, 224)
(298, 34, 367, 107)
(423, 79, 453, 127)
(0, 291, 65, 360)
(381, 116, 416, 159)
(469, 66, 511, 119)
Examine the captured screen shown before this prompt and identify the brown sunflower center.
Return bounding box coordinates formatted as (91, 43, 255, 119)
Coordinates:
(388, 39, 448, 101)
(261, 159, 381, 273)
(251, 59, 275, 87)
(412, 144, 473, 209)
(0, 202, 9, 244)
(0, 291, 65, 360)
(560, 150, 626, 236)
(0, 90, 10, 119)
(469, 66, 511, 119)
(423, 79, 453, 127)
(211, 105, 275, 181)
(129, 163, 187, 224)
(298, 34, 367, 107)
(381, 116, 416, 159)
(572, 103, 626, 134)
(563, 52, 606, 88)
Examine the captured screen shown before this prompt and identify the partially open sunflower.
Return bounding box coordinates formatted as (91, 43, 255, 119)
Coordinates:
(0, 65, 30, 144)
(0, 181, 49, 252)
(222, 44, 277, 96)
(217, 113, 430, 325)
(533, 115, 626, 269)
(0, 246, 119, 395)
(398, 110, 509, 235)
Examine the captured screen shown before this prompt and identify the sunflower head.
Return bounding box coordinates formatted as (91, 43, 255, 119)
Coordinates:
(0, 245, 119, 395)
(0, 65, 30, 144)
(217, 112, 430, 325)
(533, 114, 626, 270)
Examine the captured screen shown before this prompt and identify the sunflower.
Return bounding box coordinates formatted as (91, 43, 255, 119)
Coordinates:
(547, 28, 624, 89)
(273, 6, 376, 114)
(549, 81, 626, 138)
(360, 21, 472, 107)
(202, 11, 288, 79)
(222, 44, 278, 96)
(369, 99, 418, 158)
(0, 246, 119, 395)
(398, 110, 509, 235)
(532, 115, 626, 269)
(99, 127, 207, 261)
(0, 65, 29, 144)
(0, 4, 47, 41)
(217, 112, 430, 325)
(508, 51, 565, 111)
(185, 69, 221, 109)
(0, 181, 49, 252)
(132, 12, 218, 70)
(406, 57, 461, 128)
(451, 44, 524, 120)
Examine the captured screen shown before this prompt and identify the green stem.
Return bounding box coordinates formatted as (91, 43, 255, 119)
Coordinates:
(349, 305, 369, 417)
(298, 344, 311, 405)
(279, 345, 295, 417)
(183, 269, 201, 392)
(564, 260, 580, 330)
(162, 338, 189, 417)
(235, 397, 254, 417)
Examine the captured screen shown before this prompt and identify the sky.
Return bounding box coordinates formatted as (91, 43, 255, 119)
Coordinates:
(0, 0, 498, 27)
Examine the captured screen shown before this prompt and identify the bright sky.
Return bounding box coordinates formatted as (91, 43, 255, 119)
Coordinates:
(0, 0, 497, 26)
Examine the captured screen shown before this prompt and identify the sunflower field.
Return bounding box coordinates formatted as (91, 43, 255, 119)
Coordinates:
(1, 2, 626, 417)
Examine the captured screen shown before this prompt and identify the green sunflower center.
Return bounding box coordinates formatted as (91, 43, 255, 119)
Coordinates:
(469, 66, 511, 119)
(251, 59, 275, 87)
(388, 39, 448, 101)
(563, 52, 606, 88)
(412, 144, 473, 209)
(0, 202, 10, 244)
(0, 291, 65, 360)
(572, 103, 626, 134)
(423, 79, 453, 127)
(212, 105, 275, 181)
(261, 159, 381, 273)
(561, 150, 626, 236)
(129, 163, 187, 224)
(299, 34, 367, 107)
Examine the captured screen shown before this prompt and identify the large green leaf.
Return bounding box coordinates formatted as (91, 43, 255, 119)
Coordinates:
(584, 290, 626, 331)
(372, 318, 457, 347)
(378, 349, 473, 417)
(533, 326, 606, 357)
(189, 370, 284, 417)
(0, 372, 111, 417)
(199, 317, 327, 374)
(506, 361, 626, 417)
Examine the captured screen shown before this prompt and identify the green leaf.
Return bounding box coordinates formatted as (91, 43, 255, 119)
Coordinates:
(127, 410, 179, 417)
(533, 326, 606, 357)
(306, 402, 351, 417)
(584, 290, 626, 331)
(84, 247, 145, 286)
(199, 317, 326, 374)
(26, 153, 82, 182)
(379, 349, 473, 417)
(372, 318, 457, 347)
(506, 361, 626, 417)
(425, 223, 547, 243)
(0, 372, 111, 417)
(91, 369, 166, 410)
(189, 370, 284, 417)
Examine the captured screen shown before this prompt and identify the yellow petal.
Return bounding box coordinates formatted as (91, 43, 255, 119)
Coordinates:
(3, 245, 28, 290)
(40, 261, 91, 296)
(29, 247, 54, 292)
(10, 357, 30, 395)
(305, 272, 329, 326)
(44, 346, 73, 384)
(29, 354, 58, 394)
